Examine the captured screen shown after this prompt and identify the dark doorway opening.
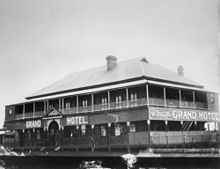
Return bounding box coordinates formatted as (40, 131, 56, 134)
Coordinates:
(48, 121, 59, 146)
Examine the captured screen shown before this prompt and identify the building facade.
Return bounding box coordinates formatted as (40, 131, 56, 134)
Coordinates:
(3, 56, 220, 153)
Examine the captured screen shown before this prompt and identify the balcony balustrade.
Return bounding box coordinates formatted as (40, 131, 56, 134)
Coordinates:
(13, 130, 215, 149)
(34, 111, 44, 117)
(25, 112, 33, 118)
(15, 96, 208, 120)
(94, 104, 108, 111)
(181, 101, 194, 108)
(78, 105, 92, 113)
(63, 107, 77, 114)
(166, 99, 180, 107)
(149, 98, 164, 106)
(195, 102, 207, 109)
(15, 114, 23, 120)
(110, 101, 127, 109)
(109, 135, 128, 145)
(128, 98, 147, 107)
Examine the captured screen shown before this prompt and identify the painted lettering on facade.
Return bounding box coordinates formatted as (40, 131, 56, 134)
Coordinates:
(26, 120, 41, 128)
(66, 116, 88, 125)
(149, 107, 220, 122)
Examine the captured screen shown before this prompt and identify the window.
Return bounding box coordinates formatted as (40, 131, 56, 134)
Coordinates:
(115, 124, 122, 136)
(82, 100, 88, 107)
(210, 93, 215, 103)
(101, 98, 107, 105)
(116, 95, 122, 103)
(81, 125, 86, 135)
(101, 126, 107, 136)
(129, 124, 136, 132)
(101, 97, 108, 110)
(130, 91, 138, 107)
(9, 110, 12, 115)
(65, 102, 71, 109)
(130, 91, 137, 101)
(116, 94, 122, 109)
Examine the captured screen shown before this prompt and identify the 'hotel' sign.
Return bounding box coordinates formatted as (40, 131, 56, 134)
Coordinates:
(66, 116, 88, 125)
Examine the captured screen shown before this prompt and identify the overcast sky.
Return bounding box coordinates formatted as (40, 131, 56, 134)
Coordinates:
(0, 0, 219, 127)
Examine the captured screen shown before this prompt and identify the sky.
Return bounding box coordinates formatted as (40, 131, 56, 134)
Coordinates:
(0, 0, 219, 127)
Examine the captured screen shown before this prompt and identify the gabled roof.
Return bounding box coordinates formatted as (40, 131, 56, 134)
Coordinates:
(27, 57, 203, 99)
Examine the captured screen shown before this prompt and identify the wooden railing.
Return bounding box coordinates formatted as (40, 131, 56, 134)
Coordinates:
(166, 99, 180, 107)
(11, 130, 217, 149)
(181, 101, 194, 108)
(25, 113, 33, 118)
(195, 102, 207, 109)
(62, 137, 93, 147)
(94, 104, 108, 111)
(14, 114, 23, 120)
(78, 105, 92, 113)
(109, 135, 128, 145)
(150, 131, 214, 146)
(109, 101, 127, 109)
(128, 131, 149, 145)
(63, 107, 77, 114)
(34, 111, 44, 117)
(149, 98, 164, 106)
(13, 98, 208, 120)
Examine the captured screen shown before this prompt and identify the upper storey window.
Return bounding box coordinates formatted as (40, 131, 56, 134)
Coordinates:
(82, 99, 88, 112)
(101, 97, 107, 105)
(116, 94, 122, 103)
(130, 91, 137, 101)
(101, 97, 108, 110)
(210, 93, 215, 103)
(130, 91, 138, 107)
(82, 100, 88, 107)
(65, 102, 71, 110)
(116, 94, 122, 109)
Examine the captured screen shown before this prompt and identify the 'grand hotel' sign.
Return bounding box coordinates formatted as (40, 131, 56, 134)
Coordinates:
(149, 107, 220, 122)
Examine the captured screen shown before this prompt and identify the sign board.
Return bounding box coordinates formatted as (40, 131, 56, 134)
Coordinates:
(26, 120, 42, 129)
(66, 116, 88, 126)
(149, 107, 220, 122)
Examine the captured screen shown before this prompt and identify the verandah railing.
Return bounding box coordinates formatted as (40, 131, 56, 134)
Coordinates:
(14, 98, 207, 119)
(12, 130, 216, 149)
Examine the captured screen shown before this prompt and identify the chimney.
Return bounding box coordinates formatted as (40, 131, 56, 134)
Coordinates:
(177, 65, 184, 76)
(106, 55, 117, 71)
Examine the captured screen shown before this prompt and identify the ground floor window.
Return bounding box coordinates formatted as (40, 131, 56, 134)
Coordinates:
(114, 124, 122, 136)
(129, 123, 136, 132)
(101, 126, 107, 136)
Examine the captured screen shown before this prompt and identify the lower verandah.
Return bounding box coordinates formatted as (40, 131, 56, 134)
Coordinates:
(11, 120, 218, 152)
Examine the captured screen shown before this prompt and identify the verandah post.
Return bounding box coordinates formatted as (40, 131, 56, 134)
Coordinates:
(163, 87, 166, 107)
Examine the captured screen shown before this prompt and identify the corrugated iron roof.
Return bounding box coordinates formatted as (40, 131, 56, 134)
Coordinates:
(27, 57, 203, 99)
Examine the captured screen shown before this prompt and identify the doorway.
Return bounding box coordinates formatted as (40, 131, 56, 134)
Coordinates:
(48, 121, 59, 146)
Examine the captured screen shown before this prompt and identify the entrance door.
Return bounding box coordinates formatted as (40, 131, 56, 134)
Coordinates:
(48, 121, 59, 146)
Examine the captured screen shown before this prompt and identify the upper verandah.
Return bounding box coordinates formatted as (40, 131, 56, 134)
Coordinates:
(26, 56, 203, 100)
